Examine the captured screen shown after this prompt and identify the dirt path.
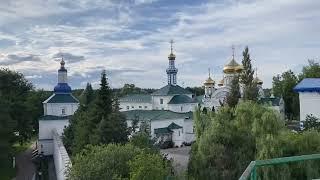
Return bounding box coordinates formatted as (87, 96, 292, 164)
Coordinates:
(15, 143, 36, 180)
(161, 146, 191, 175)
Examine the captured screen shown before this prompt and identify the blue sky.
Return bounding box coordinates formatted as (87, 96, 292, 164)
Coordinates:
(0, 0, 319, 90)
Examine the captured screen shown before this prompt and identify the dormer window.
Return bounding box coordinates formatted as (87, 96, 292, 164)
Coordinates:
(160, 99, 163, 104)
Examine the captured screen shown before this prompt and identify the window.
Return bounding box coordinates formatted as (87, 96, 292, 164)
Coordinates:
(61, 108, 66, 115)
(139, 106, 142, 109)
(182, 128, 183, 133)
(178, 131, 180, 136)
(131, 106, 134, 109)
(181, 106, 183, 112)
(127, 106, 129, 110)
(160, 99, 163, 104)
(144, 106, 148, 109)
(161, 108, 164, 110)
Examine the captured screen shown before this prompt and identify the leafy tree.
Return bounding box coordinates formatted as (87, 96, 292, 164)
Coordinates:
(303, 114, 320, 131)
(299, 60, 320, 80)
(185, 86, 205, 96)
(272, 70, 299, 119)
(69, 144, 142, 180)
(226, 75, 240, 108)
(129, 153, 170, 180)
(131, 115, 139, 134)
(240, 46, 258, 101)
(79, 83, 94, 107)
(129, 132, 158, 154)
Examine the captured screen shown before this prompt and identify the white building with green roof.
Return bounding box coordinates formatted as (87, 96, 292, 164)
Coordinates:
(119, 42, 197, 146)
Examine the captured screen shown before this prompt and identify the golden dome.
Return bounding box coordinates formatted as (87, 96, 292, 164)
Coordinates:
(218, 79, 224, 86)
(223, 58, 240, 74)
(235, 65, 243, 73)
(254, 77, 263, 85)
(204, 77, 215, 85)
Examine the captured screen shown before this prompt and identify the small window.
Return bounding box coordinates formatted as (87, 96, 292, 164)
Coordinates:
(139, 106, 142, 109)
(127, 106, 129, 110)
(180, 106, 183, 112)
(131, 106, 134, 109)
(161, 108, 164, 110)
(144, 106, 148, 109)
(160, 99, 163, 104)
(182, 128, 183, 133)
(61, 108, 66, 115)
(178, 131, 180, 136)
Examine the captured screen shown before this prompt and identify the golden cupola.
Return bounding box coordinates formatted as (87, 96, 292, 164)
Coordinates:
(223, 46, 242, 74)
(218, 79, 224, 86)
(204, 68, 215, 86)
(254, 68, 263, 85)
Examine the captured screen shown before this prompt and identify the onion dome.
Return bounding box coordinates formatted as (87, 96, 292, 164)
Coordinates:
(58, 59, 67, 72)
(223, 58, 240, 74)
(54, 83, 71, 93)
(168, 53, 176, 60)
(254, 77, 263, 85)
(235, 65, 244, 73)
(218, 79, 224, 86)
(204, 77, 215, 85)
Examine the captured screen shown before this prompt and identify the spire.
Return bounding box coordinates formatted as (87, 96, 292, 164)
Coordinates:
(166, 39, 178, 85)
(168, 39, 176, 60)
(232, 45, 235, 60)
(208, 68, 211, 78)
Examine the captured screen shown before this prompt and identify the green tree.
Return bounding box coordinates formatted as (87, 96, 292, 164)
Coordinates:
(240, 46, 258, 101)
(129, 132, 158, 154)
(69, 144, 142, 180)
(272, 70, 299, 119)
(226, 75, 240, 108)
(299, 60, 320, 80)
(79, 83, 94, 107)
(129, 153, 170, 180)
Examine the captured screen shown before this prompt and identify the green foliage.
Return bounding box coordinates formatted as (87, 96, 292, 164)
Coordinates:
(69, 144, 142, 180)
(240, 46, 258, 101)
(189, 101, 320, 179)
(129, 153, 170, 180)
(64, 70, 128, 155)
(129, 132, 158, 154)
(185, 86, 205, 96)
(226, 75, 240, 108)
(303, 114, 320, 131)
(298, 60, 320, 80)
(272, 70, 299, 119)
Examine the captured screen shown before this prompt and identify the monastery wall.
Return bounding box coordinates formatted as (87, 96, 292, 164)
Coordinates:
(299, 92, 320, 121)
(52, 129, 72, 180)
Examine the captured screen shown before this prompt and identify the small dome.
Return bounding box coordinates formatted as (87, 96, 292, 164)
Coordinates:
(204, 77, 215, 85)
(54, 83, 71, 93)
(168, 53, 176, 60)
(223, 58, 240, 74)
(218, 79, 224, 86)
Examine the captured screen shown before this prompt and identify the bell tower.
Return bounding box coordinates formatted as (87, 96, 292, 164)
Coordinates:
(166, 40, 178, 85)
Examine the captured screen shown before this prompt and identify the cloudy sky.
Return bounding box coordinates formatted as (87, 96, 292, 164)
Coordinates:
(0, 0, 319, 90)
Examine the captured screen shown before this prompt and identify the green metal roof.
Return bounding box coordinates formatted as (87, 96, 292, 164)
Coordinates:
(168, 94, 197, 104)
(119, 94, 151, 103)
(152, 84, 192, 96)
(167, 122, 183, 129)
(39, 115, 72, 120)
(45, 93, 79, 103)
(196, 95, 204, 104)
(122, 110, 193, 121)
(154, 127, 173, 134)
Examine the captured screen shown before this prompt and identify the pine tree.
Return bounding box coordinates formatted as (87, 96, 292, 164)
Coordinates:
(240, 46, 258, 101)
(226, 75, 240, 108)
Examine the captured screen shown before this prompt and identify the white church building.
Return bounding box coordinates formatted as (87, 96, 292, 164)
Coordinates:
(38, 59, 79, 180)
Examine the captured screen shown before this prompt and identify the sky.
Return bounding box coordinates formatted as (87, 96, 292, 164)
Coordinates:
(0, 0, 319, 90)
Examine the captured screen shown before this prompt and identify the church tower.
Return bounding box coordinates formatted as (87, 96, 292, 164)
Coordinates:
(204, 68, 215, 98)
(54, 58, 72, 93)
(223, 46, 243, 87)
(166, 40, 178, 85)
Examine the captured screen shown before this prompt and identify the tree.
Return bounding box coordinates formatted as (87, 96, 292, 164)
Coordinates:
(303, 114, 320, 131)
(69, 144, 142, 180)
(272, 70, 299, 119)
(129, 132, 158, 154)
(240, 46, 258, 101)
(226, 75, 240, 108)
(299, 60, 320, 80)
(129, 153, 170, 180)
(79, 83, 94, 107)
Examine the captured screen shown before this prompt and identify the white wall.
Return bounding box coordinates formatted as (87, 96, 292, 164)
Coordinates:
(119, 102, 152, 111)
(38, 140, 53, 156)
(299, 92, 320, 121)
(152, 96, 173, 110)
(183, 119, 195, 143)
(172, 129, 184, 147)
(44, 103, 78, 116)
(52, 129, 72, 180)
(39, 120, 69, 140)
